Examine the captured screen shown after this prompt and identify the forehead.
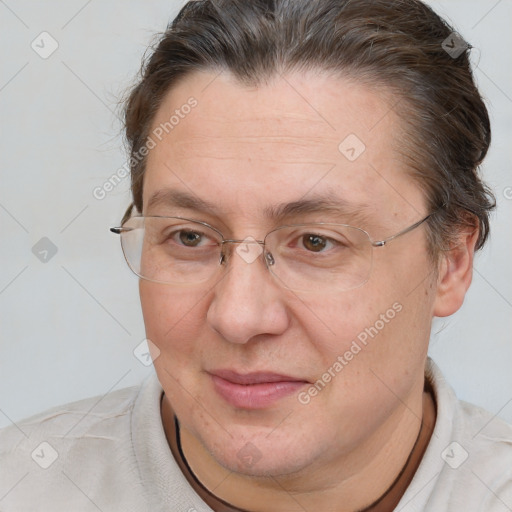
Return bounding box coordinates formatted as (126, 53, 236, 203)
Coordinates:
(143, 70, 425, 226)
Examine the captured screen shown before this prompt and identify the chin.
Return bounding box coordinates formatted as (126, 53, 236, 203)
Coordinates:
(203, 426, 318, 478)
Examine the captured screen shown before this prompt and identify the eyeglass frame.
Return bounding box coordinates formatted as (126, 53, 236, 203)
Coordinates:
(110, 207, 441, 287)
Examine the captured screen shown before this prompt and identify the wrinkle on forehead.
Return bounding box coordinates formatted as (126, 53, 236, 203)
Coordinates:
(171, 134, 341, 164)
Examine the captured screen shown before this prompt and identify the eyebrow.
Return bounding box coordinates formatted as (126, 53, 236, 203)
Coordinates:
(147, 188, 217, 214)
(263, 195, 372, 222)
(146, 188, 374, 225)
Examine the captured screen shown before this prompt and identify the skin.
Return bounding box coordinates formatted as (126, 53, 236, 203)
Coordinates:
(139, 70, 477, 511)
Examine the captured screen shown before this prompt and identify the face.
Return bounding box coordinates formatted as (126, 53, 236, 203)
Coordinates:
(139, 70, 438, 478)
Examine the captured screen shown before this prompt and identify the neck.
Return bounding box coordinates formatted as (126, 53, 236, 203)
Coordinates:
(162, 385, 436, 512)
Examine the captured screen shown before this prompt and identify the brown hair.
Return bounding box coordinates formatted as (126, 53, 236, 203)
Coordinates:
(123, 0, 495, 255)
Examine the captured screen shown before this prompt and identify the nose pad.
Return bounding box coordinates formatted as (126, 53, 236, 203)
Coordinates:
(219, 242, 233, 266)
(219, 244, 276, 280)
(219, 245, 239, 266)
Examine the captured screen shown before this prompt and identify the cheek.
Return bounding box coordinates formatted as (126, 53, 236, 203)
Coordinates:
(303, 249, 435, 396)
(336, 251, 436, 380)
(139, 281, 212, 420)
(300, 294, 370, 356)
(139, 281, 208, 357)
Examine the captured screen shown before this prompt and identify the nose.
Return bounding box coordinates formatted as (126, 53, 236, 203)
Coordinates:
(206, 241, 290, 344)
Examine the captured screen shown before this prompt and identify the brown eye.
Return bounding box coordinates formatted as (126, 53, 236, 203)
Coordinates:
(302, 234, 328, 252)
(178, 230, 203, 247)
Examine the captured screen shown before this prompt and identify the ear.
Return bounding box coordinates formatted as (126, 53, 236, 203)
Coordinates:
(433, 226, 479, 317)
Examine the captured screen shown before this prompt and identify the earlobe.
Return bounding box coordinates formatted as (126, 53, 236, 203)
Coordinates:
(433, 227, 479, 318)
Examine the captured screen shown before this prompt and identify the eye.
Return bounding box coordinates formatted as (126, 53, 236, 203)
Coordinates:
(177, 229, 204, 247)
(301, 234, 331, 252)
(145, 219, 220, 251)
(297, 233, 338, 253)
(170, 228, 216, 248)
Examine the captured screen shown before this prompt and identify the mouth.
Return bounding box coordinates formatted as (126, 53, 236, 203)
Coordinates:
(208, 369, 310, 409)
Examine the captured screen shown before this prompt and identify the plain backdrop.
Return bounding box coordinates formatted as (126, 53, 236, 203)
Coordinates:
(0, 0, 511, 429)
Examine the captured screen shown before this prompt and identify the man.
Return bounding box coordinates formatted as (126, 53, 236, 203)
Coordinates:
(1, 1, 511, 511)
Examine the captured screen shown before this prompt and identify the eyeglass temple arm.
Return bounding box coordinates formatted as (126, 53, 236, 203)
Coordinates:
(110, 227, 134, 234)
(371, 213, 434, 247)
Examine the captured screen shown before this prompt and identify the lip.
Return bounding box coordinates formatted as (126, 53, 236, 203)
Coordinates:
(208, 370, 309, 409)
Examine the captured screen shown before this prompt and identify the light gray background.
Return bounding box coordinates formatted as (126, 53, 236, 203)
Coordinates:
(1, 0, 511, 429)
